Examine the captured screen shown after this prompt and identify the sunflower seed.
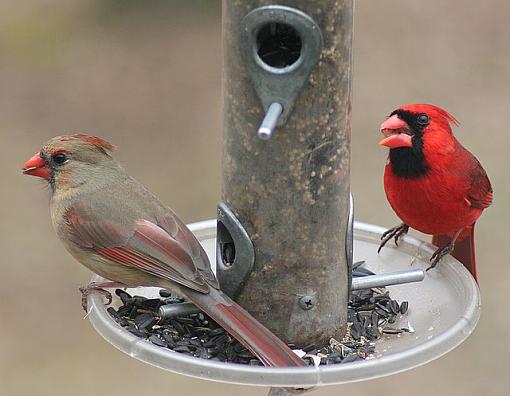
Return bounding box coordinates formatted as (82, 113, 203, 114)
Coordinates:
(141, 298, 164, 311)
(342, 354, 359, 363)
(389, 300, 400, 315)
(302, 344, 317, 353)
(365, 326, 380, 340)
(350, 322, 362, 341)
(135, 313, 156, 330)
(110, 278, 412, 367)
(173, 345, 191, 353)
(148, 334, 168, 347)
(107, 307, 129, 327)
(209, 327, 226, 336)
(352, 260, 366, 270)
(115, 289, 132, 305)
(127, 325, 147, 338)
(371, 312, 379, 327)
(382, 327, 403, 334)
(159, 289, 173, 298)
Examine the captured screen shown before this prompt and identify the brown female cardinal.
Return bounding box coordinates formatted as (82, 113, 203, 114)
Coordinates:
(22, 134, 306, 367)
(377, 104, 492, 280)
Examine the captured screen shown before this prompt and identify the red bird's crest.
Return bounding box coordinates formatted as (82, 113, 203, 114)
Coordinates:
(400, 103, 460, 127)
(380, 103, 492, 281)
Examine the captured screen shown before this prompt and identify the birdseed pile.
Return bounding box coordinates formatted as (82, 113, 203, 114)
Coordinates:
(107, 281, 412, 366)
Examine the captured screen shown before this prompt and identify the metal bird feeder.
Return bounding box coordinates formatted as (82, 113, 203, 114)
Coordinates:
(85, 0, 481, 391)
(88, 220, 480, 386)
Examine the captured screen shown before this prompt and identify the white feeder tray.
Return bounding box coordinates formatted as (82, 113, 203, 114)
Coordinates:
(86, 220, 480, 387)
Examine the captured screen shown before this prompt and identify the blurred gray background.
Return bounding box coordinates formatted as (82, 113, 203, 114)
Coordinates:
(1, 1, 509, 395)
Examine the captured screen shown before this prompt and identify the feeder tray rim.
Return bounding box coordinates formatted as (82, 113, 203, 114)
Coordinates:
(86, 220, 480, 387)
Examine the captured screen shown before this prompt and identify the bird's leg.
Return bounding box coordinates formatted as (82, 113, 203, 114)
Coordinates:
(79, 281, 126, 312)
(427, 228, 464, 271)
(378, 223, 409, 253)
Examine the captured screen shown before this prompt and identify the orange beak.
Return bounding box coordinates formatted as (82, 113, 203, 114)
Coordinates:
(22, 153, 51, 180)
(379, 115, 413, 148)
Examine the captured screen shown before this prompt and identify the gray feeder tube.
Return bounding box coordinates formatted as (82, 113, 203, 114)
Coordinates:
(220, 0, 353, 347)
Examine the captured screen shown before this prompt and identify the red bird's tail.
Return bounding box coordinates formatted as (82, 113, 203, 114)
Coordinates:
(432, 225, 478, 283)
(182, 288, 307, 367)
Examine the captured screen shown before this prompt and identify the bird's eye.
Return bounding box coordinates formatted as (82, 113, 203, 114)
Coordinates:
(52, 153, 68, 165)
(417, 114, 429, 126)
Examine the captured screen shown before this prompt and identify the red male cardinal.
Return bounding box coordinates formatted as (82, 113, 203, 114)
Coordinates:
(378, 104, 492, 280)
(22, 134, 305, 368)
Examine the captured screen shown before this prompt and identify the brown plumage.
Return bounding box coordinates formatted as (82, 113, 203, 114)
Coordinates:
(22, 134, 306, 367)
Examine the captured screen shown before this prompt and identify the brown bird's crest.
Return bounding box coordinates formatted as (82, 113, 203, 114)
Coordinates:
(60, 134, 115, 152)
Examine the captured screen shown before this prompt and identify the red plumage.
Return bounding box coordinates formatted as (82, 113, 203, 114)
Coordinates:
(379, 104, 492, 280)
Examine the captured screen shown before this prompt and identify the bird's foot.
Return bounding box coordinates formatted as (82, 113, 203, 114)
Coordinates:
(79, 281, 125, 312)
(378, 223, 409, 253)
(427, 242, 455, 271)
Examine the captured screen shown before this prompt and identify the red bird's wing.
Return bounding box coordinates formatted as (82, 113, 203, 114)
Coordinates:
(464, 155, 493, 209)
(64, 205, 211, 293)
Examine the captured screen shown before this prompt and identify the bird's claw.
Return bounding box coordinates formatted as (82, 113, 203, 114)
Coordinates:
(79, 285, 113, 312)
(426, 243, 454, 271)
(378, 223, 409, 253)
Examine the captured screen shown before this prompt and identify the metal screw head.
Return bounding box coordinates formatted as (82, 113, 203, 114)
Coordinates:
(298, 295, 316, 310)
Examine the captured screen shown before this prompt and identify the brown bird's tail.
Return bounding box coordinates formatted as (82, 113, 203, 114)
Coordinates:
(432, 225, 477, 283)
(182, 288, 307, 367)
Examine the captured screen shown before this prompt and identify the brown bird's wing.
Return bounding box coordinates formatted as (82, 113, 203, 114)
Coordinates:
(464, 155, 493, 209)
(156, 213, 219, 288)
(64, 204, 211, 293)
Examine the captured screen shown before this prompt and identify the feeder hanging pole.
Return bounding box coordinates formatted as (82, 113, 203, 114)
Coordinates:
(221, 0, 353, 347)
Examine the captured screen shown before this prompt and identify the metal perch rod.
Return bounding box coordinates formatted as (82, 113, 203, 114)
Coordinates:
(351, 269, 425, 290)
(258, 102, 283, 139)
(158, 269, 425, 319)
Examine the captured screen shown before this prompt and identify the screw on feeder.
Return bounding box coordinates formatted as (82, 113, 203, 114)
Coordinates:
(298, 294, 316, 310)
(258, 102, 283, 140)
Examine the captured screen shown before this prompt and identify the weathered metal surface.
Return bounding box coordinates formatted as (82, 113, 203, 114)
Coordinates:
(240, 5, 324, 126)
(216, 203, 255, 298)
(222, 0, 353, 346)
